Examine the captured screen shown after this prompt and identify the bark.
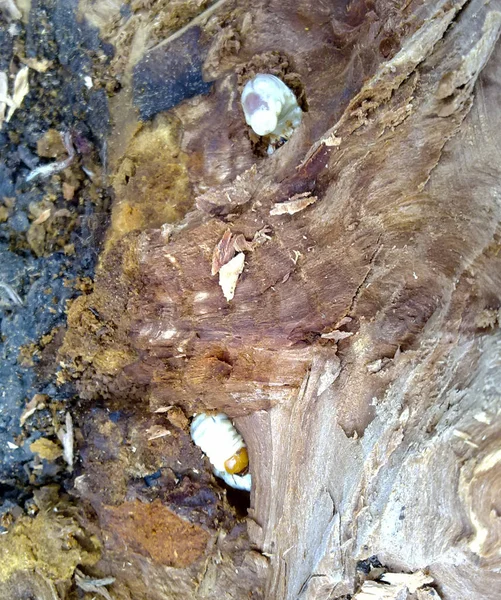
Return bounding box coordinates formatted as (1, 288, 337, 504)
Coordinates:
(59, 0, 501, 599)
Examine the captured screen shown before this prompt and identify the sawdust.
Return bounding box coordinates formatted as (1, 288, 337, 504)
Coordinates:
(29, 438, 63, 461)
(0, 487, 101, 584)
(100, 499, 210, 567)
(106, 114, 192, 251)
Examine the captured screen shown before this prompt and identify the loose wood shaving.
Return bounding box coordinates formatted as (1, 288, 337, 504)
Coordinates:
(0, 0, 21, 20)
(32, 208, 52, 225)
(20, 393, 47, 425)
(161, 222, 174, 241)
(212, 228, 235, 275)
(21, 57, 52, 72)
(321, 330, 353, 341)
(75, 569, 115, 600)
(323, 133, 342, 146)
(154, 405, 173, 413)
(0, 72, 7, 129)
(0, 281, 23, 306)
(270, 192, 317, 216)
(380, 572, 434, 593)
(251, 226, 272, 246)
(147, 425, 172, 440)
(212, 228, 268, 276)
(6, 65, 29, 122)
(53, 208, 72, 218)
(233, 233, 255, 253)
(57, 412, 74, 471)
(336, 316, 353, 327)
(354, 580, 405, 599)
(353, 571, 436, 599)
(367, 359, 383, 373)
(219, 252, 245, 301)
(27, 131, 75, 181)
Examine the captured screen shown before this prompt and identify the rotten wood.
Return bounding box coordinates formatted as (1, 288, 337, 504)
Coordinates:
(54, 0, 501, 599)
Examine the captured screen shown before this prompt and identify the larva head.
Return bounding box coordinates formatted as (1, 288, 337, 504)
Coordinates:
(190, 413, 252, 491)
(224, 446, 249, 475)
(242, 91, 279, 136)
(241, 75, 289, 136)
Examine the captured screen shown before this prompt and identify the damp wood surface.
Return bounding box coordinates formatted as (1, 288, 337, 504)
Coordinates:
(3, 0, 501, 599)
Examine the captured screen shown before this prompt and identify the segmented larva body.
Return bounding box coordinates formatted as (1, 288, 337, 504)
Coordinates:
(190, 413, 251, 492)
(241, 73, 303, 138)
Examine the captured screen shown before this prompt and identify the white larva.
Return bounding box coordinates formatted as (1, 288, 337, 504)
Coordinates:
(190, 413, 251, 492)
(241, 73, 303, 139)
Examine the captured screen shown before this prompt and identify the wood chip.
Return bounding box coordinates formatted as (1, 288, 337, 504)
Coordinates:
(53, 208, 72, 218)
(219, 252, 245, 301)
(57, 412, 74, 471)
(75, 569, 115, 600)
(323, 133, 342, 146)
(154, 405, 173, 413)
(336, 316, 353, 327)
(0, 71, 7, 130)
(0, 0, 22, 20)
(233, 233, 255, 253)
(270, 192, 317, 216)
(27, 131, 75, 182)
(147, 425, 171, 440)
(212, 229, 235, 275)
(62, 182, 76, 200)
(212, 227, 271, 276)
(251, 226, 272, 246)
(321, 330, 353, 341)
(20, 57, 52, 73)
(353, 581, 403, 600)
(381, 571, 434, 593)
(0, 281, 23, 306)
(367, 358, 383, 373)
(20, 393, 47, 426)
(6, 66, 29, 122)
(161, 223, 174, 241)
(354, 571, 436, 600)
(354, 580, 406, 599)
(32, 208, 52, 225)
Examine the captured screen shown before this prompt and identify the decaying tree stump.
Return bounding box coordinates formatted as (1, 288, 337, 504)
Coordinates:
(56, 0, 501, 598)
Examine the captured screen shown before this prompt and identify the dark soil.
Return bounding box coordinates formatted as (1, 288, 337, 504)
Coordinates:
(0, 0, 112, 518)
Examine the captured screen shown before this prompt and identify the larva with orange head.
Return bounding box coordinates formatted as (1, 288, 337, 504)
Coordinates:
(190, 413, 251, 491)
